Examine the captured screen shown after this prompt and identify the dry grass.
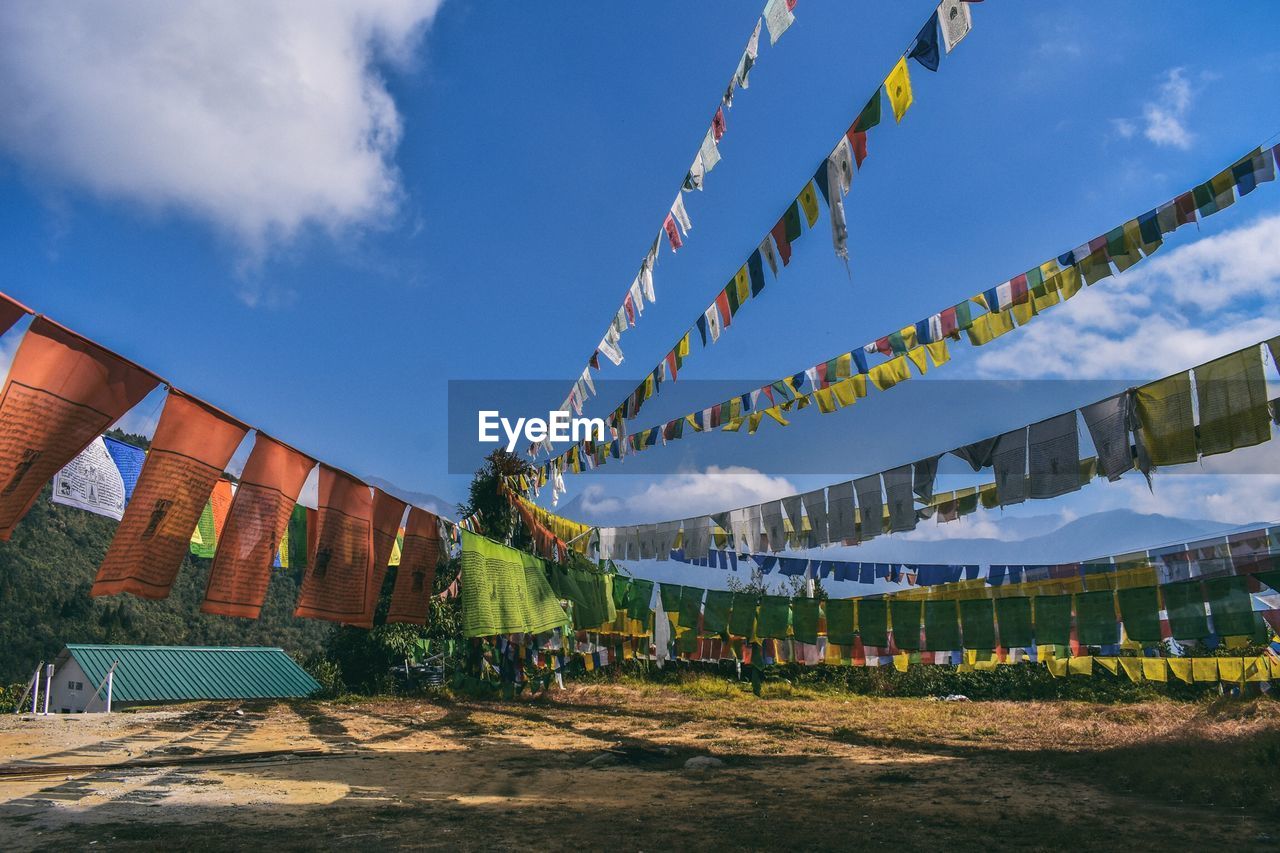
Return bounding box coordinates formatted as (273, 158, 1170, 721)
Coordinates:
(2, 681, 1278, 851)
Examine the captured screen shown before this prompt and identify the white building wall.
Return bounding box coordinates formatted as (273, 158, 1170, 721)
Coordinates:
(47, 658, 97, 713)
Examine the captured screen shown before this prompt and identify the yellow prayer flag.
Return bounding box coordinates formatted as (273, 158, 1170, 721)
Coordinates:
(885, 57, 913, 123)
(869, 355, 910, 391)
(850, 374, 868, 398)
(1245, 657, 1271, 682)
(1040, 260, 1062, 280)
(686, 414, 702, 432)
(678, 334, 690, 358)
(1095, 656, 1119, 675)
(1057, 265, 1083, 301)
(1011, 300, 1036, 327)
(798, 181, 820, 228)
(1191, 657, 1220, 683)
(926, 340, 950, 367)
(835, 352, 852, 378)
(831, 378, 859, 407)
(814, 387, 837, 413)
(1141, 657, 1168, 682)
(966, 313, 994, 346)
(894, 652, 910, 672)
(1168, 658, 1193, 684)
(747, 412, 765, 434)
(899, 325, 918, 350)
(1211, 168, 1236, 211)
(1118, 657, 1144, 683)
(722, 417, 744, 432)
(734, 266, 751, 305)
(1217, 658, 1244, 683)
(1046, 656, 1069, 677)
(764, 406, 790, 426)
(988, 309, 1015, 339)
(1033, 288, 1061, 313)
(1068, 656, 1094, 676)
(906, 347, 928, 375)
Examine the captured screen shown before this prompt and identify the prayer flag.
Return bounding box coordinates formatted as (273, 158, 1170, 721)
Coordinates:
(885, 57, 913, 123)
(295, 466, 376, 623)
(938, 0, 972, 52)
(763, 0, 795, 45)
(798, 181, 820, 228)
(51, 436, 129, 521)
(908, 12, 940, 71)
(93, 390, 247, 599)
(0, 317, 159, 539)
(202, 434, 315, 619)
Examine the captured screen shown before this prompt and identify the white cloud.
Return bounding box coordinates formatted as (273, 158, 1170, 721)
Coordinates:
(1141, 67, 1194, 149)
(974, 213, 1280, 380)
(579, 466, 797, 525)
(0, 0, 441, 253)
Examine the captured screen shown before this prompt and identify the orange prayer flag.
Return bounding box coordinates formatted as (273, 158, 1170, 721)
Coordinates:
(386, 507, 442, 625)
(92, 389, 248, 599)
(202, 433, 316, 619)
(353, 488, 408, 628)
(0, 317, 159, 539)
(294, 465, 374, 624)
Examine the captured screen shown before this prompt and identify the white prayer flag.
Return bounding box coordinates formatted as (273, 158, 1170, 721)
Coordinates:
(938, 0, 972, 53)
(51, 436, 127, 521)
(763, 0, 794, 46)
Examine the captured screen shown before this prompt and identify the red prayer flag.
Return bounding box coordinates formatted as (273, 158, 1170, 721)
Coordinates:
(714, 291, 732, 328)
(353, 488, 409, 628)
(295, 465, 375, 624)
(93, 390, 248, 599)
(712, 106, 726, 142)
(1010, 273, 1029, 304)
(386, 507, 442, 625)
(1174, 191, 1197, 225)
(202, 433, 316, 619)
(847, 128, 868, 168)
(0, 317, 159, 539)
(663, 214, 683, 250)
(769, 221, 792, 266)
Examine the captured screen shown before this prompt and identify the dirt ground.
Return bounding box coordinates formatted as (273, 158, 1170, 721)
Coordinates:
(1, 678, 1278, 851)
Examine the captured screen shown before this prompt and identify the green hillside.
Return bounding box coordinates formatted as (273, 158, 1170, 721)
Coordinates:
(0, 482, 332, 684)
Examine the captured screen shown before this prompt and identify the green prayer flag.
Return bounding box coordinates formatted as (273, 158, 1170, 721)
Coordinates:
(612, 577, 632, 612)
(460, 531, 568, 638)
(854, 90, 882, 131)
(959, 598, 996, 650)
(190, 500, 217, 559)
(1204, 575, 1261, 638)
(725, 283, 740, 315)
(824, 599, 856, 644)
(627, 578, 654, 620)
(857, 599, 889, 647)
(1033, 594, 1072, 646)
(783, 201, 803, 242)
(1193, 181, 1219, 216)
(1135, 372, 1197, 466)
(890, 599, 922, 651)
(702, 590, 733, 635)
(791, 598, 820, 644)
(757, 594, 791, 639)
(1161, 580, 1209, 639)
(728, 593, 758, 638)
(1116, 586, 1162, 643)
(995, 597, 1033, 648)
(286, 504, 308, 570)
(678, 586, 705, 634)
(953, 301, 973, 331)
(923, 599, 960, 651)
(659, 583, 684, 613)
(1074, 590, 1119, 647)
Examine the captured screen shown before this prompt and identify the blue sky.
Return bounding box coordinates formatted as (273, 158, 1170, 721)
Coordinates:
(2, 1, 1280, 539)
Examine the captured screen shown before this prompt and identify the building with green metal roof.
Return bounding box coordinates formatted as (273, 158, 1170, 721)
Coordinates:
(45, 645, 321, 713)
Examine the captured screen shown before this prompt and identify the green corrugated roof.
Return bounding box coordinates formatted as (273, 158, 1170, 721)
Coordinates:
(64, 645, 321, 703)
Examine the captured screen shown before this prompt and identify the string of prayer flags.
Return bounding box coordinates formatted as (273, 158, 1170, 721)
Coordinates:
(92, 390, 249, 600)
(0, 317, 160, 540)
(583, 339, 1278, 561)
(294, 465, 376, 624)
(547, 2, 975, 451)
(555, 8, 795, 423)
(532, 142, 1278, 490)
(202, 434, 316, 619)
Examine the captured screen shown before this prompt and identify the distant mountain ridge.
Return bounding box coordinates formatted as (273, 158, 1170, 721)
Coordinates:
(362, 476, 456, 520)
